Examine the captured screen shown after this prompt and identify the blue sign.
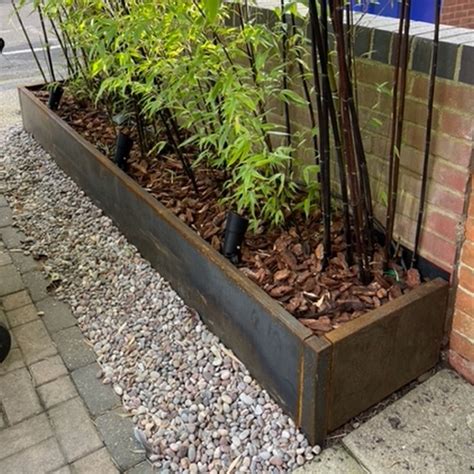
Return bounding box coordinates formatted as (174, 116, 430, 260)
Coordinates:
(351, 0, 436, 23)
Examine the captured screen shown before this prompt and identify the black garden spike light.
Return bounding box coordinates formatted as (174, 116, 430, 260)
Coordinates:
(222, 211, 249, 264)
(114, 132, 133, 170)
(47, 84, 64, 111)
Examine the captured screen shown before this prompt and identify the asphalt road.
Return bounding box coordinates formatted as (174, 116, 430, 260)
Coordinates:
(0, 0, 65, 91)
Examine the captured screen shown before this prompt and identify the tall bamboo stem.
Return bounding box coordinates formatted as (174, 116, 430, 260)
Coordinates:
(384, 0, 411, 266)
(330, 0, 370, 282)
(11, 1, 47, 83)
(411, 0, 442, 268)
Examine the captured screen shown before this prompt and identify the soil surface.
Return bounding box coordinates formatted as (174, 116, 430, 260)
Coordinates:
(35, 89, 420, 336)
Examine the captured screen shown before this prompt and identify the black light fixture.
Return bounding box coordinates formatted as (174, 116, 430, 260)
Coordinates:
(0, 324, 11, 363)
(222, 211, 248, 264)
(47, 85, 63, 110)
(114, 132, 133, 170)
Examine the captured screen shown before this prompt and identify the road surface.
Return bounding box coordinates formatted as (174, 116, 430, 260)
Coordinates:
(0, 0, 65, 91)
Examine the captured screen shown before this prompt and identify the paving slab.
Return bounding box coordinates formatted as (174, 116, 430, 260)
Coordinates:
(37, 297, 77, 333)
(38, 375, 78, 409)
(0, 346, 25, 375)
(0, 413, 53, 460)
(0, 367, 42, 424)
(0, 227, 26, 249)
(12, 319, 57, 364)
(52, 326, 96, 371)
(343, 370, 474, 473)
(1, 289, 32, 311)
(6, 302, 39, 327)
(0, 250, 12, 266)
(72, 447, 119, 474)
(0, 437, 65, 474)
(72, 363, 120, 416)
(22, 270, 50, 302)
(11, 251, 42, 274)
(49, 397, 103, 463)
(0, 207, 12, 228)
(96, 410, 146, 471)
(0, 264, 24, 296)
(29, 354, 68, 386)
(294, 445, 367, 473)
(126, 461, 156, 474)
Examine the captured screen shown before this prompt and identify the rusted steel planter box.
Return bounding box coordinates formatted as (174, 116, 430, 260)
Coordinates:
(19, 86, 449, 444)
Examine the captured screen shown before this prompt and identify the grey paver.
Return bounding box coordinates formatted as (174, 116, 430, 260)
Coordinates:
(51, 466, 72, 474)
(0, 437, 65, 474)
(0, 347, 25, 375)
(0, 227, 26, 249)
(96, 410, 146, 471)
(126, 461, 156, 474)
(6, 303, 39, 327)
(0, 207, 12, 228)
(12, 319, 57, 364)
(11, 251, 41, 274)
(343, 370, 474, 473)
(0, 196, 7, 207)
(1, 289, 32, 311)
(0, 367, 42, 424)
(0, 308, 7, 327)
(0, 413, 53, 460)
(294, 445, 367, 474)
(29, 355, 68, 386)
(37, 297, 77, 334)
(38, 375, 78, 409)
(49, 397, 103, 463)
(22, 270, 50, 302)
(0, 264, 24, 296)
(72, 363, 120, 416)
(52, 326, 95, 371)
(0, 250, 12, 266)
(72, 447, 119, 474)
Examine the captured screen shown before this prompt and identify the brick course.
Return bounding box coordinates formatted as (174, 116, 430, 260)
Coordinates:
(441, 0, 474, 29)
(450, 175, 474, 383)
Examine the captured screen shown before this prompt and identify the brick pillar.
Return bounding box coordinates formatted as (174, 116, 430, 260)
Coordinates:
(449, 174, 474, 384)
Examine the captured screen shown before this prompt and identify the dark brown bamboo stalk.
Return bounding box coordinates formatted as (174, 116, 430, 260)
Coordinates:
(289, 13, 319, 158)
(235, 2, 274, 153)
(411, 0, 442, 269)
(11, 1, 47, 83)
(308, 0, 332, 266)
(280, 0, 293, 155)
(330, 0, 370, 283)
(37, 3, 55, 83)
(48, 17, 74, 77)
(384, 0, 411, 266)
(305, 2, 353, 264)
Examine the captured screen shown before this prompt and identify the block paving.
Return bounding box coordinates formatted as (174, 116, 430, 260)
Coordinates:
(0, 193, 152, 473)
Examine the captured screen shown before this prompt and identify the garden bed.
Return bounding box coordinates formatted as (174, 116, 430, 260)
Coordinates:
(19, 85, 449, 444)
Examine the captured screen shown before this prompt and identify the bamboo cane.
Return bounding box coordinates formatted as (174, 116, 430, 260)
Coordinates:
(11, 1, 47, 83)
(330, 0, 371, 282)
(384, 0, 410, 267)
(411, 0, 442, 269)
(37, 3, 56, 83)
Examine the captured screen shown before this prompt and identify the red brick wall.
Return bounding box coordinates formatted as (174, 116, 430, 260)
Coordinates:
(449, 175, 474, 384)
(441, 0, 474, 29)
(340, 60, 473, 274)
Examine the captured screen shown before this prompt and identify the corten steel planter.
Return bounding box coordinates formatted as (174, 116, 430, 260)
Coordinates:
(19, 86, 449, 444)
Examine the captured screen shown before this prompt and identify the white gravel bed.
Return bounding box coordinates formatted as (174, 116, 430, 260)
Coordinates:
(0, 126, 321, 473)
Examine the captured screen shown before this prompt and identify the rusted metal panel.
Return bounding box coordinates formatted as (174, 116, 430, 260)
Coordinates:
(324, 278, 449, 431)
